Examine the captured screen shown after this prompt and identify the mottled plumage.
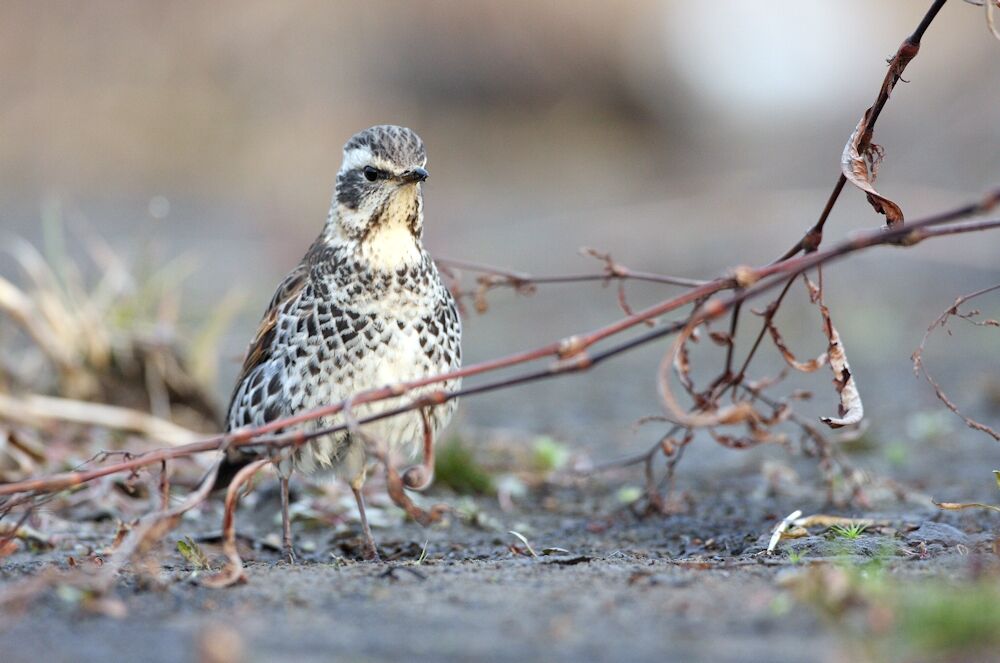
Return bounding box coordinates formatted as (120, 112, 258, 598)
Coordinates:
(223, 125, 461, 559)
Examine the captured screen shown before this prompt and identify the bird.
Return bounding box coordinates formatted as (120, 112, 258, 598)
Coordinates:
(219, 125, 462, 562)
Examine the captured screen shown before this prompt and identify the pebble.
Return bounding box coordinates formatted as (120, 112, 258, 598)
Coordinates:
(905, 522, 969, 547)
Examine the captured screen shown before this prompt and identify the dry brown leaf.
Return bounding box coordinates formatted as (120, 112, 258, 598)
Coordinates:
(842, 116, 904, 226)
(793, 514, 876, 529)
(933, 499, 1000, 513)
(710, 429, 768, 450)
(0, 538, 18, 557)
(804, 277, 864, 428)
(839, 35, 920, 227)
(708, 331, 732, 346)
(764, 318, 827, 373)
(820, 323, 863, 428)
(673, 331, 696, 396)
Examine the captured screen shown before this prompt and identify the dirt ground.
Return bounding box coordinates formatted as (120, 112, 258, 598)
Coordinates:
(2, 442, 999, 663)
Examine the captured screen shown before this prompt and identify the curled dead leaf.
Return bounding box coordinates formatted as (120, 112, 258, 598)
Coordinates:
(803, 277, 863, 429)
(839, 35, 920, 227)
(764, 318, 827, 373)
(820, 326, 864, 429)
(842, 116, 904, 226)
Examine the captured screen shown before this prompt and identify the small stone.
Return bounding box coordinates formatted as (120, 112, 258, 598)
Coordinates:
(905, 522, 969, 547)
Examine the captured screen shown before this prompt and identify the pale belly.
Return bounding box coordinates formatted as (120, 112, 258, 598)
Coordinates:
(288, 327, 460, 481)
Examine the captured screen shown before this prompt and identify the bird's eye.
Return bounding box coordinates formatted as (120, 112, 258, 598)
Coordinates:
(363, 166, 379, 182)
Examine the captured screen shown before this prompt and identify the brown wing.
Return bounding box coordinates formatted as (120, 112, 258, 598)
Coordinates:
(230, 262, 308, 398)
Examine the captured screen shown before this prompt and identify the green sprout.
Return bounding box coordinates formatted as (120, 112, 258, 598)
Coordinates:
(830, 523, 868, 540)
(532, 436, 570, 472)
(176, 536, 211, 570)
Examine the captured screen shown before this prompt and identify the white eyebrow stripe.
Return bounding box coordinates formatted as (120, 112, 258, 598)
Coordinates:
(340, 147, 374, 172)
(339, 147, 402, 175)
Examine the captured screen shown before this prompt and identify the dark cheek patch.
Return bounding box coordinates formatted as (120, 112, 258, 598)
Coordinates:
(336, 171, 367, 210)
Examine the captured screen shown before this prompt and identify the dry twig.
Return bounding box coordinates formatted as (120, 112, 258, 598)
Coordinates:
(912, 283, 1000, 441)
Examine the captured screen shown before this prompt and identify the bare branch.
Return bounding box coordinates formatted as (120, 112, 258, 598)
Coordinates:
(912, 283, 1000, 441)
(3, 195, 999, 505)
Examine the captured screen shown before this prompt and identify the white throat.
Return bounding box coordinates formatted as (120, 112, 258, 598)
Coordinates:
(360, 219, 422, 269)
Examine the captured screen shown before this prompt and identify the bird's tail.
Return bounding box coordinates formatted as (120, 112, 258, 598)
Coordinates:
(207, 453, 259, 492)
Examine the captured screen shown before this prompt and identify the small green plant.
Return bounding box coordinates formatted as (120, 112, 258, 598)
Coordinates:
(787, 550, 805, 565)
(176, 536, 210, 570)
(830, 523, 867, 540)
(434, 437, 494, 495)
(532, 436, 569, 472)
(615, 485, 643, 504)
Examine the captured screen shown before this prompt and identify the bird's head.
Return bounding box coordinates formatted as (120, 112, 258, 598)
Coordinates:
(330, 126, 429, 252)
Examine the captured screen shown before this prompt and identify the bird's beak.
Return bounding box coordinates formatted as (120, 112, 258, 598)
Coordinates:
(399, 167, 429, 184)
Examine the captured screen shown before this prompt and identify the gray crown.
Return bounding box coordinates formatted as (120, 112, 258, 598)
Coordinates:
(343, 125, 427, 167)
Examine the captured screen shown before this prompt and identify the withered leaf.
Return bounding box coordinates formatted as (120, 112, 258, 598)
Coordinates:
(819, 325, 863, 428)
(803, 277, 863, 429)
(842, 116, 904, 226)
(839, 35, 920, 227)
(933, 499, 1000, 513)
(764, 319, 827, 373)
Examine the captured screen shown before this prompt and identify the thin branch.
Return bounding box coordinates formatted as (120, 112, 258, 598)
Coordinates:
(912, 282, 1000, 441)
(435, 255, 707, 288)
(4, 193, 998, 504)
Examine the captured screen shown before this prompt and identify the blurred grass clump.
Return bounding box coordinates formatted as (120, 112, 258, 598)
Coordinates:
(434, 436, 495, 495)
(0, 203, 242, 479)
(783, 554, 1000, 661)
(898, 581, 1000, 656)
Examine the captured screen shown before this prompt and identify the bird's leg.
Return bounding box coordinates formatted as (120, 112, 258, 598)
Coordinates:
(350, 474, 380, 562)
(401, 409, 435, 491)
(279, 474, 296, 564)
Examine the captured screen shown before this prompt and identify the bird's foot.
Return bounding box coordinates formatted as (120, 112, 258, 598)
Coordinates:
(362, 543, 382, 563)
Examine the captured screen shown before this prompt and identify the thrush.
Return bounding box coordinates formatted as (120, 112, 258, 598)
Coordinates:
(221, 125, 462, 561)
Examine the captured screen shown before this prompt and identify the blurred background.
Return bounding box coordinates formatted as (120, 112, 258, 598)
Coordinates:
(2, 0, 998, 491)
